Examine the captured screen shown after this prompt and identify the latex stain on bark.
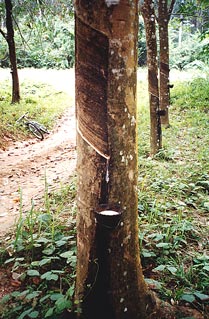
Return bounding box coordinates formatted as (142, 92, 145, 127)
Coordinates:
(76, 18, 109, 159)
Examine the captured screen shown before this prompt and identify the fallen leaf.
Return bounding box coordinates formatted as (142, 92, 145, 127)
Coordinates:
(11, 280, 21, 287)
(13, 197, 20, 203)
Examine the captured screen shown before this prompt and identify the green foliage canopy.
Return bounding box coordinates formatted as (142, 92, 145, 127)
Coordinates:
(0, 0, 75, 69)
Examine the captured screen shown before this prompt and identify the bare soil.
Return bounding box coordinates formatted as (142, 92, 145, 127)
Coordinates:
(0, 69, 76, 236)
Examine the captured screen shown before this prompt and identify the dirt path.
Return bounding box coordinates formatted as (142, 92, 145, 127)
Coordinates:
(0, 69, 76, 235)
(0, 67, 201, 236)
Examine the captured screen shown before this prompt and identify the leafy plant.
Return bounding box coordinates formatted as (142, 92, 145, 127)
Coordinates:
(171, 77, 209, 113)
(137, 70, 209, 315)
(0, 69, 209, 318)
(0, 179, 77, 319)
(0, 3, 75, 69)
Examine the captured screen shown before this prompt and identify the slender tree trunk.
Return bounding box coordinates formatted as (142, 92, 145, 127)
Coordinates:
(158, 0, 170, 126)
(5, 0, 20, 103)
(158, 0, 176, 127)
(74, 1, 155, 318)
(178, 15, 183, 48)
(141, 0, 162, 156)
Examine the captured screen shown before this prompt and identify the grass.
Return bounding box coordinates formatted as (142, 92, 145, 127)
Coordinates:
(137, 72, 209, 316)
(0, 178, 77, 319)
(0, 69, 208, 318)
(0, 79, 72, 149)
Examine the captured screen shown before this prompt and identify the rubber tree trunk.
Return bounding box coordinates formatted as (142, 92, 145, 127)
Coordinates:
(5, 0, 20, 103)
(158, 0, 170, 127)
(141, 0, 162, 156)
(158, 0, 176, 127)
(74, 1, 154, 318)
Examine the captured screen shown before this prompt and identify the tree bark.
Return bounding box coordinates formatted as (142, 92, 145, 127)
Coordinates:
(141, 0, 162, 156)
(74, 1, 155, 318)
(5, 0, 20, 103)
(158, 0, 170, 126)
(158, 0, 176, 127)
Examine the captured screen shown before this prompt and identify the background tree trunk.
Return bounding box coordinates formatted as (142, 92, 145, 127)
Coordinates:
(158, 0, 170, 126)
(158, 0, 176, 127)
(75, 1, 154, 318)
(5, 0, 20, 103)
(141, 0, 162, 156)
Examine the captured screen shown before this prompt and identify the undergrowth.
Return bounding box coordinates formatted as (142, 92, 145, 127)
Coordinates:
(0, 70, 208, 318)
(137, 73, 209, 316)
(0, 178, 77, 319)
(0, 79, 72, 149)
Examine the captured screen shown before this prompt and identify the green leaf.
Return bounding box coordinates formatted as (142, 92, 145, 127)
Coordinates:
(29, 311, 39, 318)
(15, 257, 25, 262)
(39, 258, 51, 267)
(55, 240, 67, 247)
(55, 297, 72, 312)
(69, 255, 77, 267)
(194, 291, 209, 301)
(173, 236, 187, 245)
(167, 266, 177, 274)
(66, 285, 75, 298)
(40, 294, 50, 303)
(26, 291, 40, 300)
(18, 290, 30, 297)
(36, 237, 51, 244)
(154, 234, 165, 241)
(11, 291, 21, 297)
(203, 265, 209, 271)
(4, 257, 15, 264)
(41, 271, 58, 281)
(145, 278, 162, 289)
(31, 261, 40, 267)
(141, 250, 156, 258)
(156, 242, 171, 248)
(17, 309, 33, 319)
(180, 294, 196, 303)
(27, 270, 40, 277)
(45, 307, 54, 318)
(62, 236, 74, 240)
(153, 265, 166, 272)
(60, 251, 74, 258)
(51, 270, 65, 274)
(162, 224, 170, 228)
(50, 293, 64, 301)
(194, 255, 209, 262)
(0, 294, 11, 304)
(42, 246, 56, 256)
(203, 202, 209, 210)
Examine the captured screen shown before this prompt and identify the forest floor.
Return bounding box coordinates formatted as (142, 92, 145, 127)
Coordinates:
(0, 67, 202, 236)
(0, 68, 208, 319)
(0, 69, 76, 235)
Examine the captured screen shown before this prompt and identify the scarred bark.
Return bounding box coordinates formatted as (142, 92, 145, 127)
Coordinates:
(75, 1, 155, 318)
(159, 0, 170, 126)
(5, 0, 20, 103)
(158, 0, 176, 127)
(141, 0, 162, 156)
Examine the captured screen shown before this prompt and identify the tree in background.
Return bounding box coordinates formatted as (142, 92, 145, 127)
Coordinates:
(157, 0, 176, 127)
(0, 0, 20, 103)
(140, 0, 162, 156)
(169, 0, 209, 69)
(74, 0, 156, 318)
(0, 0, 208, 71)
(0, 0, 75, 69)
(138, 16, 147, 66)
(138, 0, 209, 130)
